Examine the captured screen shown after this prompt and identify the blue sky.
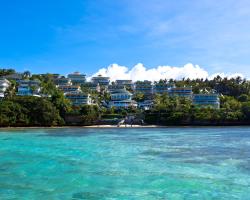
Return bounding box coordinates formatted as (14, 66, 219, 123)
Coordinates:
(0, 0, 250, 77)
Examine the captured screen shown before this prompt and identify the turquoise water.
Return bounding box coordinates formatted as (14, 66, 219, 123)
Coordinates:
(0, 128, 250, 199)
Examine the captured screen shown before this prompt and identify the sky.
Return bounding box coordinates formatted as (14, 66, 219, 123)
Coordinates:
(0, 0, 250, 80)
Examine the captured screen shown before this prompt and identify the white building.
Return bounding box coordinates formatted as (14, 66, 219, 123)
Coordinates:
(109, 89, 137, 109)
(58, 85, 81, 93)
(108, 84, 125, 93)
(0, 78, 10, 98)
(115, 80, 134, 90)
(153, 80, 174, 94)
(135, 81, 153, 98)
(168, 87, 193, 98)
(68, 72, 86, 85)
(92, 75, 110, 86)
(54, 77, 72, 86)
(3, 73, 23, 81)
(192, 94, 220, 109)
(82, 82, 101, 92)
(138, 100, 154, 110)
(17, 79, 41, 96)
(65, 91, 92, 106)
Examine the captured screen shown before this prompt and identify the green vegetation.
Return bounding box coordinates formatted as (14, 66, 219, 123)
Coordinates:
(144, 76, 250, 125)
(133, 92, 145, 102)
(0, 69, 16, 76)
(1, 71, 250, 126)
(144, 95, 246, 125)
(0, 96, 63, 126)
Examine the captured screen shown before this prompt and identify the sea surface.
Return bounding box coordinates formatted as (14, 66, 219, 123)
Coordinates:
(0, 127, 250, 199)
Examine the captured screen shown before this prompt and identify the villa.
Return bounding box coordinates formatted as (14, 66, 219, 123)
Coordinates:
(49, 74, 61, 80)
(108, 84, 125, 93)
(168, 87, 193, 98)
(109, 88, 137, 108)
(135, 81, 153, 98)
(17, 79, 41, 96)
(58, 85, 81, 93)
(65, 91, 92, 106)
(192, 94, 220, 109)
(82, 82, 101, 92)
(54, 77, 72, 86)
(115, 80, 134, 90)
(67, 72, 86, 85)
(153, 80, 174, 94)
(37, 73, 60, 80)
(91, 75, 110, 86)
(0, 78, 10, 98)
(137, 100, 154, 110)
(3, 73, 23, 81)
(17, 80, 40, 87)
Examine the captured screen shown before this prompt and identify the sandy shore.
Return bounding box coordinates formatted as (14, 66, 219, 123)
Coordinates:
(1, 125, 248, 130)
(0, 125, 165, 129)
(84, 125, 164, 128)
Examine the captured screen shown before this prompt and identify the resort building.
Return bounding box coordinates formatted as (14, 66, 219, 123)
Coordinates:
(17, 79, 41, 96)
(192, 94, 220, 109)
(153, 80, 174, 94)
(82, 82, 101, 92)
(3, 73, 23, 81)
(65, 91, 92, 106)
(135, 81, 153, 98)
(54, 77, 72, 86)
(17, 86, 33, 96)
(58, 85, 81, 93)
(168, 87, 193, 98)
(108, 84, 125, 93)
(115, 80, 134, 90)
(17, 80, 40, 87)
(0, 78, 10, 98)
(137, 100, 154, 110)
(67, 72, 86, 85)
(38, 73, 60, 80)
(109, 88, 137, 108)
(91, 75, 110, 86)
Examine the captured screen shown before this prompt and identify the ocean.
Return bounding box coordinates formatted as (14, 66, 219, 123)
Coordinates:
(0, 127, 249, 199)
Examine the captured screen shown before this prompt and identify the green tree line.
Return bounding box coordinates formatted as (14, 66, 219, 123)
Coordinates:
(1, 71, 250, 126)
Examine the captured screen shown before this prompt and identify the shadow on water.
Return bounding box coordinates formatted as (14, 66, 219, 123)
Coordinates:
(38, 128, 96, 137)
(72, 191, 108, 200)
(141, 147, 250, 175)
(239, 160, 250, 173)
(38, 128, 127, 137)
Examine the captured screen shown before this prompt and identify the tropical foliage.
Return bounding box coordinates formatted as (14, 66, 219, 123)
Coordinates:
(1, 69, 250, 126)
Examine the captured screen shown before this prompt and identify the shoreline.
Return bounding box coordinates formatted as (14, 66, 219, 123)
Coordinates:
(1, 125, 250, 130)
(0, 125, 165, 130)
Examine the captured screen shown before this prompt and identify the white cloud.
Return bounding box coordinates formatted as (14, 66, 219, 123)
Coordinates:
(209, 72, 244, 80)
(88, 63, 242, 82)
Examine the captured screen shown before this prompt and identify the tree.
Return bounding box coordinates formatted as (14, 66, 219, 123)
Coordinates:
(0, 101, 25, 126)
(0, 68, 16, 77)
(220, 96, 243, 121)
(80, 105, 100, 125)
(133, 92, 145, 102)
(0, 97, 64, 127)
(242, 102, 250, 120)
(238, 94, 249, 102)
(4, 80, 17, 99)
(50, 90, 72, 118)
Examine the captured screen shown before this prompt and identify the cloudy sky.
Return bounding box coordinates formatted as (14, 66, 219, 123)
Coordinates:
(0, 0, 250, 80)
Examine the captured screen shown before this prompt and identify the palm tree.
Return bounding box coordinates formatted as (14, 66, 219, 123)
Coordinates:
(4, 81, 16, 99)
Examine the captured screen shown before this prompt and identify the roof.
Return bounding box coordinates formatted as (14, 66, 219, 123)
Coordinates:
(110, 89, 132, 95)
(193, 93, 219, 96)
